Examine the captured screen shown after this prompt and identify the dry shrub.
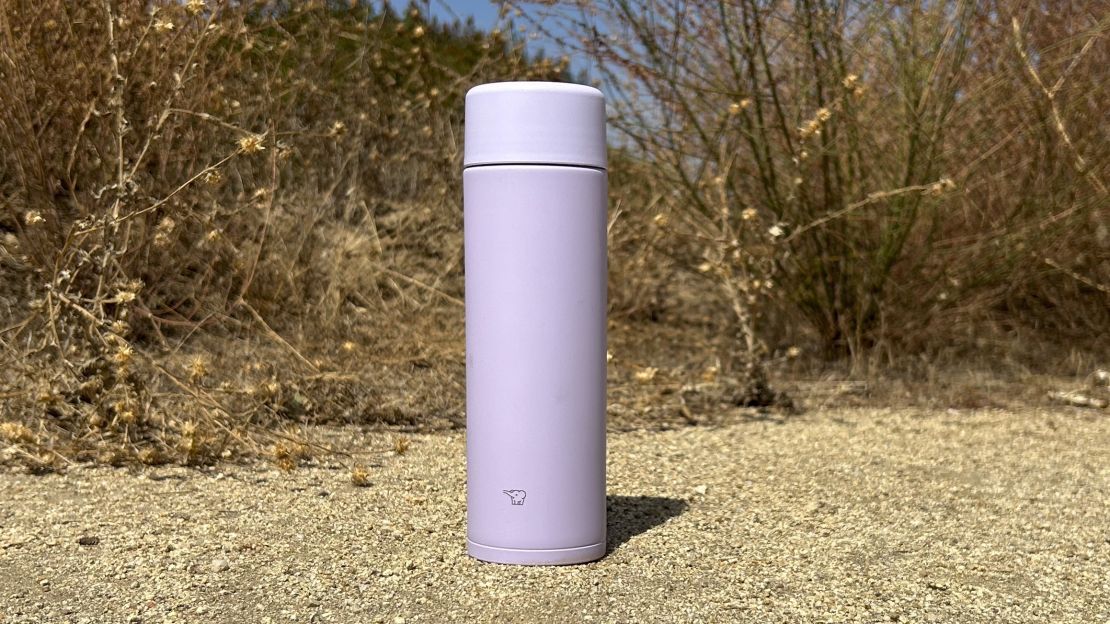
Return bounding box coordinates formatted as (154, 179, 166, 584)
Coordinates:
(891, 5, 1110, 363)
(0, 1, 567, 467)
(518, 0, 1108, 369)
(1, 0, 1104, 469)
(606, 152, 685, 323)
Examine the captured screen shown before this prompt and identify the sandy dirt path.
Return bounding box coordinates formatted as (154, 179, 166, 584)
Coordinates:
(2, 407, 1108, 623)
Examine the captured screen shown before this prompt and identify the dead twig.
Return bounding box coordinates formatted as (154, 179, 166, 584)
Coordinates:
(1011, 17, 1107, 196)
(1042, 257, 1110, 296)
(785, 182, 951, 243)
(1047, 391, 1108, 410)
(237, 299, 319, 372)
(377, 267, 463, 307)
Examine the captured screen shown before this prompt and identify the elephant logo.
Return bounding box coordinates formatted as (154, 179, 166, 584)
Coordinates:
(503, 489, 527, 506)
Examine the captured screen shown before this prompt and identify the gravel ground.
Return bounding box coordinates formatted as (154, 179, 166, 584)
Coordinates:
(2, 407, 1108, 623)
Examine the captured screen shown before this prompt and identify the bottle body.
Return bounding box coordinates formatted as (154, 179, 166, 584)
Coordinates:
(464, 164, 607, 565)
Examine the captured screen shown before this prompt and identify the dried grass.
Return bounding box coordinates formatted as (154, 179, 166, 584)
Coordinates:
(0, 1, 561, 469)
(1, 1, 1105, 469)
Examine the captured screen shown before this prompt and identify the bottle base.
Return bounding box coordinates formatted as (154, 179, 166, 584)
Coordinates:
(467, 539, 606, 565)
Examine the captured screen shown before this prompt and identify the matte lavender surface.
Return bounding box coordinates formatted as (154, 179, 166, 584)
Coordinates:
(464, 164, 608, 565)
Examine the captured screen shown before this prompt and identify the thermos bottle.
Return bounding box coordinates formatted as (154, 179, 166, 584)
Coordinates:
(464, 82, 608, 565)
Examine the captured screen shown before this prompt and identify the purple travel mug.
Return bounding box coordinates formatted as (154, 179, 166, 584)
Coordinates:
(464, 82, 608, 565)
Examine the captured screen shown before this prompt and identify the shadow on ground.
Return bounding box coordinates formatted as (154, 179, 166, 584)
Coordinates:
(606, 495, 688, 554)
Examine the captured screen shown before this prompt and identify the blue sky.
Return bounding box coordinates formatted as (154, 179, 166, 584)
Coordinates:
(434, 1, 602, 81)
(378, 1, 600, 82)
(426, 0, 502, 30)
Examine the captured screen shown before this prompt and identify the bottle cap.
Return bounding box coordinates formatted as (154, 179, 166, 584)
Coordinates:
(464, 82, 606, 170)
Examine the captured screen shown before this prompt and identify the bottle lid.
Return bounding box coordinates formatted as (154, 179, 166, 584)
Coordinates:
(464, 82, 606, 170)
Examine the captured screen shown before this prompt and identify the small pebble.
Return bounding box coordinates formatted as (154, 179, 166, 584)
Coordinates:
(210, 557, 230, 573)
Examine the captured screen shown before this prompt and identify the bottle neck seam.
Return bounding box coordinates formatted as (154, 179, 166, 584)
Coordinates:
(463, 162, 606, 172)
